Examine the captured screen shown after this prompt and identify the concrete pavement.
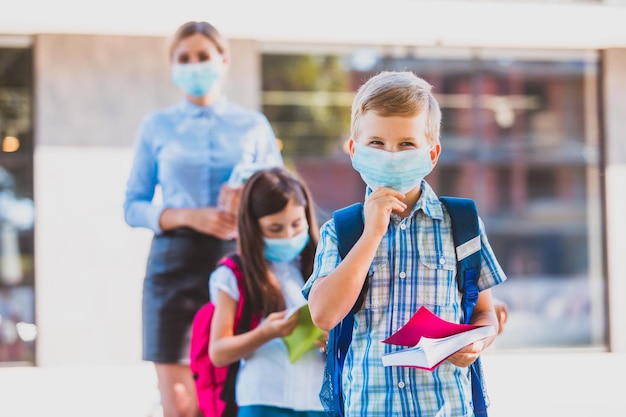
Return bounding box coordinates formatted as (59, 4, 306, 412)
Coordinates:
(0, 351, 624, 416)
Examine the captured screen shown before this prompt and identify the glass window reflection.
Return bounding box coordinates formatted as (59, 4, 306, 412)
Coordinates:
(0, 45, 36, 365)
(262, 47, 603, 349)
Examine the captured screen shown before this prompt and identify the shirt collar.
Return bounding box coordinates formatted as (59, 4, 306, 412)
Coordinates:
(412, 180, 445, 221)
(176, 95, 229, 118)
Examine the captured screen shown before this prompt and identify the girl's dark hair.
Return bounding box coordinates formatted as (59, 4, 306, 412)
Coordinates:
(237, 167, 319, 316)
(168, 20, 229, 59)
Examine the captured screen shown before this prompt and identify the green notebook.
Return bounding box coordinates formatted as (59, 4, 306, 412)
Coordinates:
(282, 304, 324, 363)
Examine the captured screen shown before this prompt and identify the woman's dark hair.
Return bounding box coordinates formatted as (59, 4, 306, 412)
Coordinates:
(237, 167, 319, 316)
(168, 20, 229, 59)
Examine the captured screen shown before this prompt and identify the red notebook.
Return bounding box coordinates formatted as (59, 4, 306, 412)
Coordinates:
(381, 306, 495, 371)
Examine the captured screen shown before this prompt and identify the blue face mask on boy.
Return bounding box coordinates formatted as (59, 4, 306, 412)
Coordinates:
(171, 60, 223, 97)
(263, 228, 310, 263)
(351, 142, 434, 194)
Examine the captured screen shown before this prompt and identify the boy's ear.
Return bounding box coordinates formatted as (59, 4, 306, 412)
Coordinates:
(347, 138, 356, 158)
(430, 144, 441, 166)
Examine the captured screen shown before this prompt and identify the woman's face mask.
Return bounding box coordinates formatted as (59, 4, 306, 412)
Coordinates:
(351, 142, 434, 194)
(171, 60, 224, 97)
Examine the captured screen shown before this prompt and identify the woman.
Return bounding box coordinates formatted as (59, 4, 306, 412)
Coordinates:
(209, 167, 326, 417)
(123, 21, 283, 417)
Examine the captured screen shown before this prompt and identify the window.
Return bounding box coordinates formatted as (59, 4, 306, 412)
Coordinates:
(262, 46, 603, 349)
(0, 39, 36, 365)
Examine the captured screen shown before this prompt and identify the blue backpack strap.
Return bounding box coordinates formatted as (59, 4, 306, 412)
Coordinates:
(334, 203, 369, 313)
(439, 197, 481, 322)
(217, 253, 258, 410)
(318, 203, 365, 417)
(440, 196, 489, 416)
(333, 203, 364, 259)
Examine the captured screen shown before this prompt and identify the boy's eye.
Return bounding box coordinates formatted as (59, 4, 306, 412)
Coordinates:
(400, 142, 417, 148)
(198, 52, 210, 62)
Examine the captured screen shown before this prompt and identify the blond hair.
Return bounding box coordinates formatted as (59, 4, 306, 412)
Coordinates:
(351, 71, 442, 146)
(168, 21, 229, 60)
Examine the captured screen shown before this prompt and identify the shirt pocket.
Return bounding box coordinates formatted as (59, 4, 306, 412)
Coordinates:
(415, 230, 457, 308)
(361, 258, 389, 312)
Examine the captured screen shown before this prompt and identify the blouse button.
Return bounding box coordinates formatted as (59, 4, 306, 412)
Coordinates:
(400, 223, 407, 230)
(439, 257, 446, 265)
(399, 272, 406, 279)
(398, 381, 406, 389)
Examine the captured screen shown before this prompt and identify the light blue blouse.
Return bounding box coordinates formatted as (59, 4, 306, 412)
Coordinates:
(123, 97, 284, 233)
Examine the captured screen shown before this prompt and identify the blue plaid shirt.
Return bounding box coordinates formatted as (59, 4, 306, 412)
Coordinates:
(124, 97, 283, 233)
(302, 181, 507, 417)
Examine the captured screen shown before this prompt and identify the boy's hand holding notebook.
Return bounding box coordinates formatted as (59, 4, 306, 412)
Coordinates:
(381, 306, 495, 371)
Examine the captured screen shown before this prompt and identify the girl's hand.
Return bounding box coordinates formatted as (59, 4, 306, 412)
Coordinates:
(446, 340, 484, 368)
(363, 187, 407, 238)
(260, 310, 300, 338)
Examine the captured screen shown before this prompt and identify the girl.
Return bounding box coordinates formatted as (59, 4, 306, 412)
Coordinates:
(209, 167, 326, 417)
(123, 20, 283, 417)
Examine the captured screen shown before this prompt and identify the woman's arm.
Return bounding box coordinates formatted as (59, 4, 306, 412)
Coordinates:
(158, 207, 236, 239)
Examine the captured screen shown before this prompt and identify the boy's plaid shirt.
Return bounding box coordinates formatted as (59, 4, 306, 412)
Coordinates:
(303, 181, 507, 417)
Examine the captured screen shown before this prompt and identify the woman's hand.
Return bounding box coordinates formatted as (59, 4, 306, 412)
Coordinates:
(494, 299, 509, 335)
(159, 206, 237, 239)
(218, 184, 242, 217)
(189, 207, 237, 239)
(314, 330, 329, 355)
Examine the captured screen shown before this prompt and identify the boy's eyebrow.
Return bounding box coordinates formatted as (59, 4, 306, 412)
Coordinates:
(365, 135, 418, 142)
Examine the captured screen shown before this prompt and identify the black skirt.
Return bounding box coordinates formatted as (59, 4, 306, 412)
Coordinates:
(142, 227, 237, 363)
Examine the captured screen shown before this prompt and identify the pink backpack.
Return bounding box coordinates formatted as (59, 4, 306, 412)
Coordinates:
(189, 254, 260, 417)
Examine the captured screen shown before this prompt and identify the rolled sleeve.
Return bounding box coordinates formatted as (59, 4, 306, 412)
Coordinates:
(302, 219, 342, 300)
(477, 216, 507, 290)
(123, 117, 163, 233)
(133, 203, 166, 234)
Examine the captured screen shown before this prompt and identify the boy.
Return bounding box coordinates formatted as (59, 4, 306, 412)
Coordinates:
(303, 71, 507, 416)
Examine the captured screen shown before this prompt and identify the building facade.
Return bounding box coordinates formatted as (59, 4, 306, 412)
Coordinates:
(1, 1, 626, 415)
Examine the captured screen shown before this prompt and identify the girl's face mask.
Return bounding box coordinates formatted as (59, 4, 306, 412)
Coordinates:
(263, 228, 310, 263)
(351, 142, 435, 194)
(171, 60, 224, 98)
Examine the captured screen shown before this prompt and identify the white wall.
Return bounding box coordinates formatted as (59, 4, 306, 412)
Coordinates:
(34, 146, 151, 365)
(604, 49, 626, 353)
(4, 1, 626, 49)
